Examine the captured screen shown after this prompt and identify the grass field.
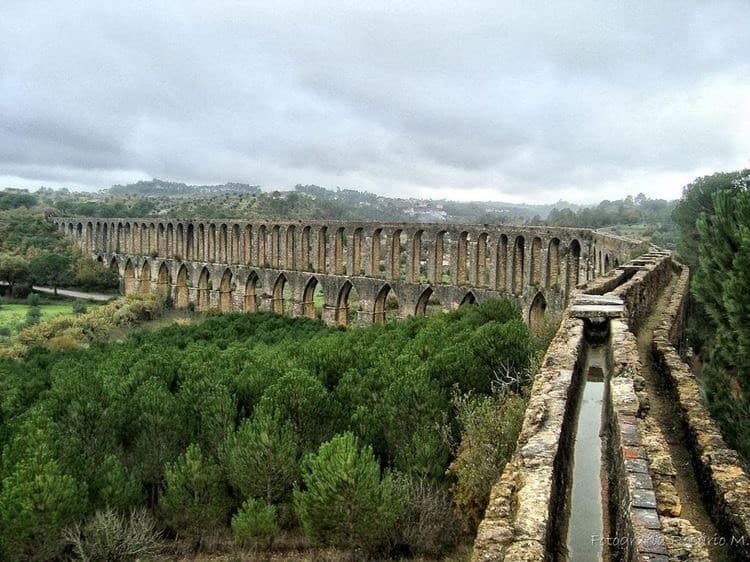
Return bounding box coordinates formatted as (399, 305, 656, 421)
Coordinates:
(0, 302, 100, 336)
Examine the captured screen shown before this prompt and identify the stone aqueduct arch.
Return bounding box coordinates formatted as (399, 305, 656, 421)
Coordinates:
(52, 217, 639, 326)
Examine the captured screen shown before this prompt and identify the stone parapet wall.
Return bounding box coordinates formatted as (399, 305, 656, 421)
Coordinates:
(651, 265, 750, 560)
(607, 250, 673, 335)
(608, 317, 670, 560)
(472, 313, 585, 561)
(472, 252, 677, 562)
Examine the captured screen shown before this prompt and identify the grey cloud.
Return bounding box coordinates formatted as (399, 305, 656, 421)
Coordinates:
(0, 0, 748, 203)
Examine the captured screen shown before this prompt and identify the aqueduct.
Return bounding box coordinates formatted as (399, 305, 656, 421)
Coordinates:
(51, 216, 640, 327)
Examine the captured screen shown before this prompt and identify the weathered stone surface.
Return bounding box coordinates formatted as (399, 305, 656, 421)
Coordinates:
(661, 517, 711, 561)
(633, 507, 662, 529)
(612, 377, 640, 417)
(635, 529, 669, 556)
(655, 481, 682, 517)
(633, 488, 658, 509)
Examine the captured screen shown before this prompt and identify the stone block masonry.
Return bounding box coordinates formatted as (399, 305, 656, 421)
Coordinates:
(51, 216, 640, 327)
(651, 265, 750, 561)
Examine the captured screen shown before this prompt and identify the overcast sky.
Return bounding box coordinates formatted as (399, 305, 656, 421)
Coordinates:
(1, 1, 748, 204)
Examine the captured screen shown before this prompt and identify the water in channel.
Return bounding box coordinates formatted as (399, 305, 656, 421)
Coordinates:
(566, 344, 608, 562)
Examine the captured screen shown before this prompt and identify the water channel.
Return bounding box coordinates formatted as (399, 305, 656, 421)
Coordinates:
(566, 343, 609, 561)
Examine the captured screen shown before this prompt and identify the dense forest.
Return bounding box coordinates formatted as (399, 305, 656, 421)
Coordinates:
(0, 301, 538, 560)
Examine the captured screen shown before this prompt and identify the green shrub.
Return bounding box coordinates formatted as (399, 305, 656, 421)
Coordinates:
(231, 499, 278, 548)
(158, 444, 231, 547)
(447, 391, 527, 532)
(12, 282, 32, 299)
(294, 432, 403, 555)
(222, 412, 299, 504)
(0, 418, 84, 560)
(64, 508, 162, 562)
(73, 257, 120, 291)
(71, 300, 88, 315)
(26, 292, 41, 306)
(23, 305, 42, 327)
(392, 473, 457, 556)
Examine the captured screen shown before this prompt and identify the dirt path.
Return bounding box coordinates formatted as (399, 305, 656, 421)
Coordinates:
(32, 286, 117, 301)
(637, 274, 727, 562)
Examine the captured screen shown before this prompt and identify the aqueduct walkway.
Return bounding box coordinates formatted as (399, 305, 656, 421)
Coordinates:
(51, 216, 640, 326)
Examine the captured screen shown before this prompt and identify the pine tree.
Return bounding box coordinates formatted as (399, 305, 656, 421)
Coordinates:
(294, 432, 403, 555)
(693, 187, 750, 460)
(222, 412, 299, 504)
(159, 444, 230, 547)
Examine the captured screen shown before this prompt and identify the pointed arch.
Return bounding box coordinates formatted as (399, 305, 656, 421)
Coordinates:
(123, 259, 137, 295)
(186, 224, 195, 260)
(243, 225, 253, 265)
(271, 225, 281, 268)
(390, 229, 404, 280)
(460, 291, 477, 306)
(333, 227, 346, 275)
(244, 272, 260, 313)
(301, 226, 312, 271)
(197, 267, 211, 312)
(567, 239, 581, 299)
(156, 223, 164, 256)
(302, 276, 324, 319)
(148, 223, 156, 255)
(475, 232, 490, 287)
(432, 230, 447, 283)
(140, 260, 152, 293)
(219, 224, 228, 263)
(316, 227, 327, 273)
(208, 224, 217, 262)
(528, 292, 547, 335)
(415, 287, 441, 316)
(166, 223, 174, 258)
(85, 222, 94, 254)
(272, 273, 287, 315)
(197, 223, 205, 261)
(157, 262, 171, 297)
(456, 231, 469, 285)
(530, 236, 543, 286)
(176, 265, 190, 308)
(546, 238, 561, 289)
(410, 229, 424, 283)
(219, 268, 233, 312)
(496, 234, 509, 291)
(512, 235, 525, 295)
(335, 280, 360, 326)
(115, 223, 123, 253)
(101, 222, 108, 254)
(373, 283, 398, 324)
(371, 228, 384, 277)
(231, 224, 241, 264)
(285, 225, 296, 269)
(257, 225, 267, 267)
(352, 228, 363, 276)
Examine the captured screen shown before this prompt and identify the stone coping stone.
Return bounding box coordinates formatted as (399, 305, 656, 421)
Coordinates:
(573, 295, 625, 306)
(570, 304, 625, 318)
